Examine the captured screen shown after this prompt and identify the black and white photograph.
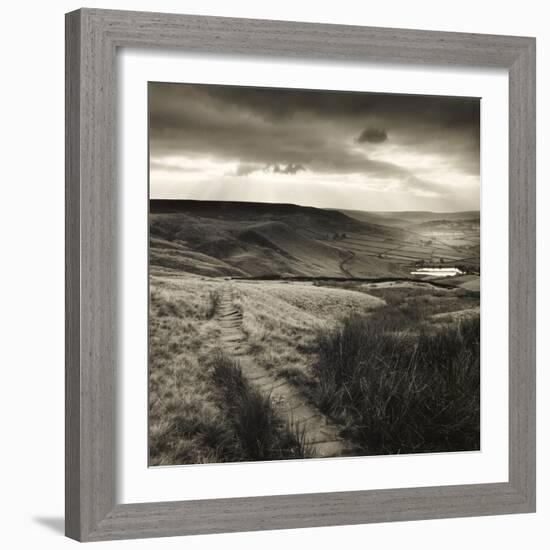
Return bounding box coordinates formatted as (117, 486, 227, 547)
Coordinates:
(2, 0, 542, 546)
(148, 82, 481, 466)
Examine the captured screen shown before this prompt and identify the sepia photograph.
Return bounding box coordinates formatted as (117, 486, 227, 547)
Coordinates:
(148, 82, 481, 466)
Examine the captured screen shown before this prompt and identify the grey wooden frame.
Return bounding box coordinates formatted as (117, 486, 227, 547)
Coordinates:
(65, 8, 536, 542)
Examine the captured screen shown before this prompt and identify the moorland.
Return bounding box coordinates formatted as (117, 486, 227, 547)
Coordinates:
(148, 200, 480, 465)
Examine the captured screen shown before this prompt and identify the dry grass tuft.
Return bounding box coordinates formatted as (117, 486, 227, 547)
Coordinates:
(209, 351, 312, 461)
(205, 289, 221, 319)
(312, 311, 480, 454)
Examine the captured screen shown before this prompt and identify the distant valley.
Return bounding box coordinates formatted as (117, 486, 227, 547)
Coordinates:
(150, 200, 480, 280)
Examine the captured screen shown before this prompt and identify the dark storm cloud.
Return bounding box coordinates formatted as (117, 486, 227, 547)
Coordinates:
(357, 128, 388, 144)
(235, 163, 262, 176)
(270, 163, 306, 175)
(192, 85, 478, 128)
(149, 82, 480, 191)
(234, 162, 306, 177)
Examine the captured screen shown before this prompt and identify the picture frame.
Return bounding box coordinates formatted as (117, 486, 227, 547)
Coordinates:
(65, 8, 536, 542)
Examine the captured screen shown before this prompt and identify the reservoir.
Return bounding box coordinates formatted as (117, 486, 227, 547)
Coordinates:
(410, 267, 463, 278)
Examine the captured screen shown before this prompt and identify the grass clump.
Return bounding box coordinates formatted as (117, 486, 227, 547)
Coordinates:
(210, 352, 312, 461)
(312, 312, 480, 455)
(205, 289, 221, 319)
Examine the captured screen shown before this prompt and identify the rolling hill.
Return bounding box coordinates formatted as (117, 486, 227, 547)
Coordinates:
(150, 200, 479, 279)
(339, 209, 480, 228)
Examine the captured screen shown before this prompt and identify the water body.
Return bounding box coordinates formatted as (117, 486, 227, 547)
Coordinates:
(410, 267, 463, 278)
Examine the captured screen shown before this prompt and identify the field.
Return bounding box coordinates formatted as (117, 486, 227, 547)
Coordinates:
(149, 201, 481, 465)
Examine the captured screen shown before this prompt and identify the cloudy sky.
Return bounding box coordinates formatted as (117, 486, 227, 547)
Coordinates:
(149, 82, 480, 212)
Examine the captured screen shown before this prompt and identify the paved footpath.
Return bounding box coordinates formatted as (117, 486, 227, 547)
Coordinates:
(218, 285, 350, 458)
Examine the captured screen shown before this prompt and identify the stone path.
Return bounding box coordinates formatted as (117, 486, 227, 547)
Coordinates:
(218, 285, 349, 458)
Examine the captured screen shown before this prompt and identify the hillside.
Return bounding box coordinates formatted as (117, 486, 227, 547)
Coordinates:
(150, 200, 479, 278)
(339, 209, 480, 228)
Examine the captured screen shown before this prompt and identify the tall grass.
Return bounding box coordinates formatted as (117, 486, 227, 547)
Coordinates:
(210, 352, 311, 460)
(313, 312, 480, 454)
(205, 289, 221, 319)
